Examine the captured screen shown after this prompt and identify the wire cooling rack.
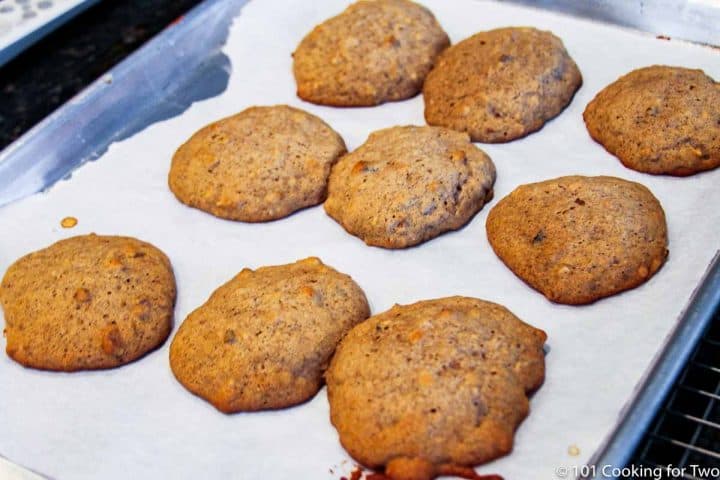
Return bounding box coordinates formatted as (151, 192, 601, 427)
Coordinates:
(627, 312, 720, 479)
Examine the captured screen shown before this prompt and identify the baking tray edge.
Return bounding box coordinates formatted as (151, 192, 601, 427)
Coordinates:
(0, 0, 719, 478)
(0, 0, 249, 207)
(583, 252, 720, 479)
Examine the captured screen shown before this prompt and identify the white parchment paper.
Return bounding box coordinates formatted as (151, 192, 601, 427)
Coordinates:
(1, 1, 719, 478)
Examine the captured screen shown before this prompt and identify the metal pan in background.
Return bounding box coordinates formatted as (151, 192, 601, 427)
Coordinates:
(0, 0, 718, 478)
(0, 0, 103, 68)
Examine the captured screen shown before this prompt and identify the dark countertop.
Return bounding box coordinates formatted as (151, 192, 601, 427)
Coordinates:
(0, 0, 203, 150)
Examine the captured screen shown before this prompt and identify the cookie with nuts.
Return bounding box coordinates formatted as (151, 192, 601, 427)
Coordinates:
(423, 27, 582, 142)
(486, 176, 669, 304)
(583, 65, 720, 176)
(169, 257, 369, 413)
(292, 0, 450, 106)
(324, 126, 496, 248)
(326, 296, 546, 480)
(0, 234, 176, 371)
(169, 105, 346, 222)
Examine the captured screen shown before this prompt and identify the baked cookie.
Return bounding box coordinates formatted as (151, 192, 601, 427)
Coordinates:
(169, 105, 346, 222)
(326, 296, 546, 480)
(169, 257, 369, 413)
(486, 176, 668, 305)
(324, 126, 496, 248)
(583, 66, 720, 176)
(0, 234, 176, 371)
(423, 27, 582, 142)
(293, 0, 449, 106)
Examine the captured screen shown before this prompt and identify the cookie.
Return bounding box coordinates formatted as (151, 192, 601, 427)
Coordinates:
(293, 0, 449, 106)
(486, 176, 668, 305)
(0, 234, 176, 371)
(583, 66, 720, 176)
(326, 296, 546, 480)
(169, 257, 369, 413)
(169, 105, 346, 222)
(324, 126, 496, 248)
(423, 27, 582, 143)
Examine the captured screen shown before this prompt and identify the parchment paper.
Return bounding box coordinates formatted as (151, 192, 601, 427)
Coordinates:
(1, 1, 719, 478)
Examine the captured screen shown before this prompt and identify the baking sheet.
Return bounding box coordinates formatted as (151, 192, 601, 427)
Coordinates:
(1, 0, 719, 478)
(0, 0, 102, 68)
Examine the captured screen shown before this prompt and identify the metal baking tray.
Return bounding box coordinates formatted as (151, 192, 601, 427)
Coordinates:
(0, 0, 103, 68)
(0, 0, 718, 478)
(0, 0, 245, 206)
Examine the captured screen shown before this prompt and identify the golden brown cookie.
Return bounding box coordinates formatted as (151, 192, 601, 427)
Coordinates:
(326, 296, 546, 480)
(423, 27, 582, 143)
(583, 65, 720, 176)
(0, 234, 176, 371)
(486, 176, 668, 305)
(169, 257, 369, 413)
(324, 126, 496, 248)
(168, 105, 346, 222)
(292, 0, 449, 106)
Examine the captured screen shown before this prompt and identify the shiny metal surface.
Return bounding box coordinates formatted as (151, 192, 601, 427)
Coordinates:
(1, 0, 718, 206)
(500, 2, 719, 476)
(0, 0, 717, 478)
(0, 0, 247, 207)
(0, 5, 246, 476)
(583, 253, 720, 478)
(0, 0, 103, 68)
(501, 0, 720, 46)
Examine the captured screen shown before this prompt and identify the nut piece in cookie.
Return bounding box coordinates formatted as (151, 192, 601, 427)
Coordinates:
(486, 176, 669, 304)
(0, 234, 176, 371)
(293, 0, 450, 106)
(169, 105, 346, 222)
(169, 257, 369, 413)
(423, 27, 582, 142)
(326, 296, 546, 480)
(583, 65, 720, 176)
(324, 126, 496, 248)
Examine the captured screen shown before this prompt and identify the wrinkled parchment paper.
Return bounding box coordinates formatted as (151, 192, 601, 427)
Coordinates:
(1, 1, 719, 478)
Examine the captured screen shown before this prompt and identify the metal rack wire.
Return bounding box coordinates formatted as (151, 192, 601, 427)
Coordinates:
(627, 313, 720, 479)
